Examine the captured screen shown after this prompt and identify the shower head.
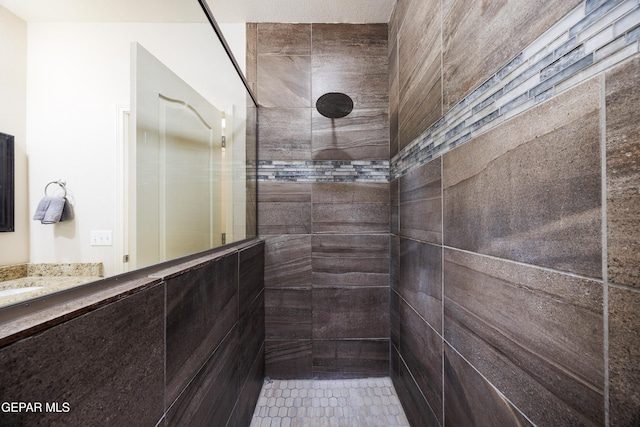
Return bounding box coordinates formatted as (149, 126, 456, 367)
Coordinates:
(316, 92, 354, 119)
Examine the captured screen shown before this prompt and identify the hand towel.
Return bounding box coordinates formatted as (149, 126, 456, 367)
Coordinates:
(60, 198, 74, 222)
(33, 196, 53, 221)
(42, 197, 67, 224)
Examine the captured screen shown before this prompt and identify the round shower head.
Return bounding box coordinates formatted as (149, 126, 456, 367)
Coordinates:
(316, 92, 354, 118)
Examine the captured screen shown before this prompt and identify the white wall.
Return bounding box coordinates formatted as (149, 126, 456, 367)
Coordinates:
(26, 22, 247, 276)
(0, 6, 29, 266)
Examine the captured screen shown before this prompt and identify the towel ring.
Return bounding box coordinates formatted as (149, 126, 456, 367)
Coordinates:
(44, 180, 67, 198)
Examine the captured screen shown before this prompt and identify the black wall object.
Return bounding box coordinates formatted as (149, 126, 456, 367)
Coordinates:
(316, 92, 354, 118)
(0, 132, 15, 232)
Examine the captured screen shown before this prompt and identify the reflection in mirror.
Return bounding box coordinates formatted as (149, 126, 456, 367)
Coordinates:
(0, 133, 15, 232)
(0, 0, 257, 307)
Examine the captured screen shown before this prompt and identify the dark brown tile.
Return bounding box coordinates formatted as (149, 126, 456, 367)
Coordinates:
(258, 108, 312, 160)
(399, 298, 443, 423)
(399, 157, 442, 244)
(239, 241, 264, 319)
(390, 178, 399, 235)
(312, 55, 388, 109)
(257, 55, 311, 107)
(265, 288, 312, 339)
(609, 286, 640, 427)
(391, 346, 440, 427)
(233, 346, 265, 427)
(442, 0, 582, 110)
(258, 182, 311, 235)
(311, 24, 387, 57)
(390, 289, 401, 350)
(265, 340, 313, 379)
(167, 328, 239, 426)
(312, 340, 389, 379)
(311, 108, 389, 161)
(399, 237, 442, 332)
(257, 23, 311, 55)
(0, 284, 164, 427)
(264, 234, 312, 288)
(606, 56, 640, 289)
(444, 344, 533, 427)
(312, 234, 389, 287)
(165, 254, 238, 404)
(444, 248, 604, 426)
(388, 29, 399, 158)
(390, 235, 400, 291)
(239, 292, 264, 383)
(443, 79, 602, 278)
(313, 287, 389, 339)
(312, 182, 389, 234)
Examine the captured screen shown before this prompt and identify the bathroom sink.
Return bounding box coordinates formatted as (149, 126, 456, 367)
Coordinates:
(0, 286, 43, 297)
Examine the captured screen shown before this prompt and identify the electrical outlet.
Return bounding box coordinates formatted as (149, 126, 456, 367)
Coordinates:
(90, 230, 112, 246)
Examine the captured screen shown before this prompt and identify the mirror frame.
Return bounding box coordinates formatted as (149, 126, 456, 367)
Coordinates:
(0, 132, 15, 232)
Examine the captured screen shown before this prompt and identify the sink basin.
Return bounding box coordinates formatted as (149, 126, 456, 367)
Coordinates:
(0, 286, 43, 297)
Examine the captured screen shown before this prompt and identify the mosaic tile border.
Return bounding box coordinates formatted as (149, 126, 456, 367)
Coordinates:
(391, 0, 640, 180)
(258, 160, 390, 182)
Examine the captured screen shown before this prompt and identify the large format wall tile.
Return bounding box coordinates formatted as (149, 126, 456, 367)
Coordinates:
(444, 248, 604, 426)
(312, 182, 389, 234)
(0, 284, 165, 427)
(399, 157, 441, 244)
(609, 286, 640, 427)
(167, 328, 239, 426)
(313, 287, 389, 339)
(397, 0, 442, 148)
(606, 56, 640, 288)
(257, 55, 311, 107)
(264, 234, 312, 288)
(265, 340, 313, 379)
(258, 182, 312, 235)
(398, 298, 442, 423)
(257, 23, 311, 55)
(312, 24, 387, 57)
(443, 79, 602, 278)
(444, 345, 533, 427)
(258, 108, 312, 160)
(311, 108, 389, 161)
(233, 346, 265, 427)
(239, 241, 265, 319)
(265, 288, 312, 339)
(312, 340, 389, 379)
(442, 0, 582, 111)
(312, 234, 389, 287)
(398, 237, 442, 332)
(239, 292, 265, 382)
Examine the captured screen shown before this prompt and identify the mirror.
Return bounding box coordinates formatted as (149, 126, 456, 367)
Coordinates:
(0, 133, 14, 232)
(0, 0, 257, 307)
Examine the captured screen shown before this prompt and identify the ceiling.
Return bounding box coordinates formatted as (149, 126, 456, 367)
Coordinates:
(0, 0, 396, 23)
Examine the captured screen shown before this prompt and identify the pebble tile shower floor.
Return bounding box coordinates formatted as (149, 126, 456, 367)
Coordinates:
(250, 377, 410, 427)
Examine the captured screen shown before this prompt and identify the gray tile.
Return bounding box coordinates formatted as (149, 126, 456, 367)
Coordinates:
(257, 55, 311, 108)
(265, 340, 313, 379)
(399, 157, 442, 244)
(258, 108, 312, 161)
(312, 340, 389, 379)
(257, 23, 311, 55)
(265, 288, 312, 339)
(264, 234, 312, 288)
(312, 23, 388, 56)
(258, 182, 312, 235)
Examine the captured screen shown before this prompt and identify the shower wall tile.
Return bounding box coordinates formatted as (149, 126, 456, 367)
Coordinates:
(444, 248, 604, 426)
(312, 234, 389, 287)
(312, 182, 389, 234)
(399, 157, 442, 244)
(390, 289, 401, 349)
(312, 54, 388, 108)
(397, 0, 442, 149)
(257, 55, 311, 107)
(239, 292, 264, 380)
(606, 56, 640, 288)
(391, 347, 440, 427)
(165, 253, 238, 404)
(265, 288, 312, 339)
(264, 234, 312, 288)
(257, 23, 311, 55)
(0, 283, 164, 427)
(388, 8, 399, 157)
(442, 0, 582, 111)
(608, 285, 640, 427)
(233, 346, 265, 427)
(258, 108, 312, 161)
(258, 182, 312, 235)
(311, 108, 389, 161)
(312, 24, 388, 57)
(246, 23, 257, 89)
(265, 340, 313, 379)
(443, 79, 602, 278)
(444, 345, 533, 427)
(313, 287, 390, 339)
(239, 241, 265, 319)
(167, 328, 239, 426)
(399, 238, 442, 332)
(399, 298, 443, 423)
(312, 340, 389, 379)
(390, 178, 399, 235)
